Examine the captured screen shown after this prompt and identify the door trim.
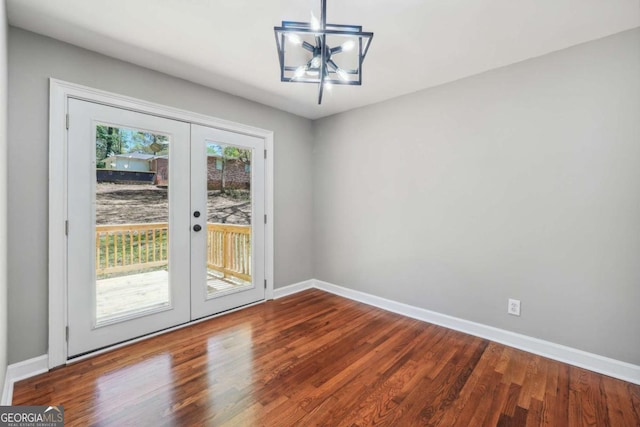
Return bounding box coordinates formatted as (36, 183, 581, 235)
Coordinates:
(49, 78, 275, 369)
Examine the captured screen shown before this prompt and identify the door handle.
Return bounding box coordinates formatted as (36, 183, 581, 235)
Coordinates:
(193, 224, 202, 232)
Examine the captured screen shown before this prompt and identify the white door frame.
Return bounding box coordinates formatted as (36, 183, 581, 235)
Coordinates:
(48, 78, 275, 369)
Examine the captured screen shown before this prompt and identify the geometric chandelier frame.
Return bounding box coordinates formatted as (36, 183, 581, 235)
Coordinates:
(274, 0, 373, 104)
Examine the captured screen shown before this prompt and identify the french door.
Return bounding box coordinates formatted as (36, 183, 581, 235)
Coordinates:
(67, 99, 265, 357)
(190, 124, 265, 319)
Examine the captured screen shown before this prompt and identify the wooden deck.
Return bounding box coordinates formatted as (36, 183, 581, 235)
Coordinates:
(13, 289, 640, 426)
(97, 270, 248, 323)
(97, 270, 169, 322)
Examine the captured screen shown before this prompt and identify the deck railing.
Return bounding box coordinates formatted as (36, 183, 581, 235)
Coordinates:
(206, 223, 252, 282)
(95, 222, 169, 276)
(95, 222, 251, 282)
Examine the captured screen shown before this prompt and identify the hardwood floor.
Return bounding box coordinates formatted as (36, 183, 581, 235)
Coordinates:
(13, 289, 640, 426)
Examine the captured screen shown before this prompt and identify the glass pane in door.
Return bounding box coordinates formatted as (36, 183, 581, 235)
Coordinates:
(204, 142, 253, 298)
(95, 125, 171, 324)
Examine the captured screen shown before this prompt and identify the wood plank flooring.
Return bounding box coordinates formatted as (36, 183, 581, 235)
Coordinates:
(13, 289, 640, 426)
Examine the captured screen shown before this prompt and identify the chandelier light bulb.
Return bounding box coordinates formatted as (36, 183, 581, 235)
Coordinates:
(294, 66, 306, 78)
(341, 40, 356, 52)
(310, 56, 321, 68)
(310, 12, 321, 31)
(286, 33, 303, 46)
(336, 68, 349, 81)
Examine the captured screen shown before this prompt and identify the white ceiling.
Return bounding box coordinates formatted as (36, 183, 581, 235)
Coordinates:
(7, 0, 640, 119)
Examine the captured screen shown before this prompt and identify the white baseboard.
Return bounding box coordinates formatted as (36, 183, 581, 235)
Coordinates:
(273, 279, 315, 299)
(311, 279, 640, 385)
(1, 355, 49, 405)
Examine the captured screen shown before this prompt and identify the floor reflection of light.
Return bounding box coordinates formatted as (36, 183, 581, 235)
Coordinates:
(205, 323, 255, 423)
(94, 354, 175, 424)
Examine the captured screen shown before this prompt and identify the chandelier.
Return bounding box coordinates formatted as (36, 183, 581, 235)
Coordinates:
(274, 0, 374, 104)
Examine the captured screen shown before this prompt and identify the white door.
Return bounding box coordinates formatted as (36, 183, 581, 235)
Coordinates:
(67, 100, 266, 357)
(67, 99, 191, 356)
(190, 124, 265, 319)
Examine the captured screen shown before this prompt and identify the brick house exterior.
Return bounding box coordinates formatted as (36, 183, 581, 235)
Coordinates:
(151, 157, 169, 186)
(145, 156, 249, 189)
(206, 157, 251, 190)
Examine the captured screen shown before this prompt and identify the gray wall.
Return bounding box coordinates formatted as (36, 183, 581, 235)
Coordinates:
(7, 24, 640, 368)
(0, 0, 8, 390)
(313, 28, 640, 365)
(7, 27, 314, 364)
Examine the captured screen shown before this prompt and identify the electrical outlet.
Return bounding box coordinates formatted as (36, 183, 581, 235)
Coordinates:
(508, 299, 521, 316)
